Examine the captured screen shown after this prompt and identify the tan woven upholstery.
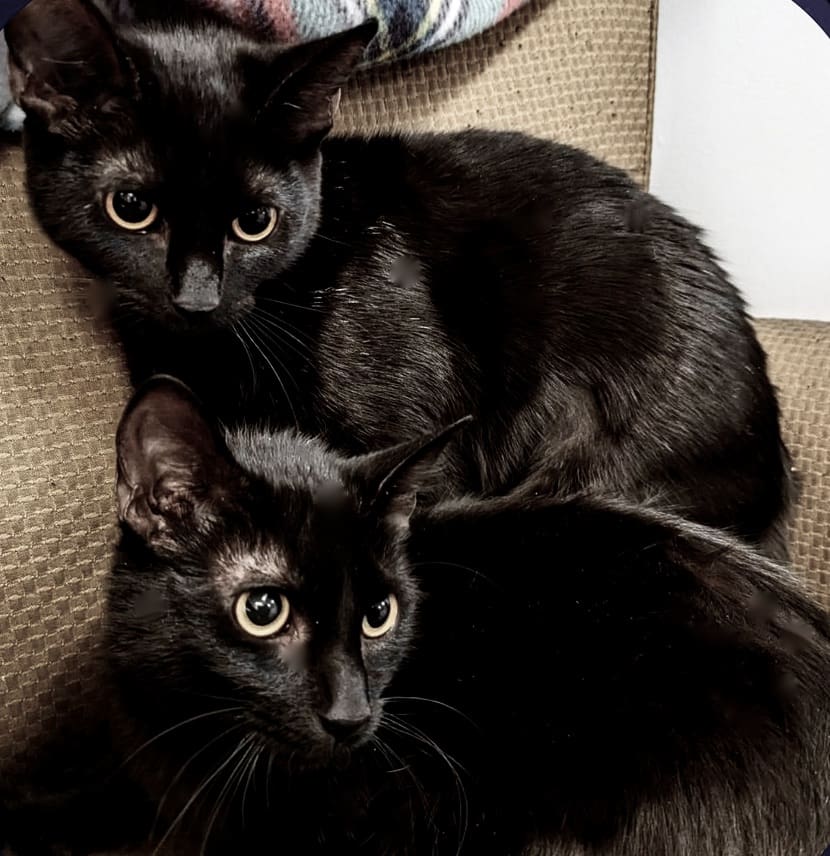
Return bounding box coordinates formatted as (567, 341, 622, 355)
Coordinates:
(1, 0, 827, 788)
(755, 320, 830, 604)
(338, 0, 658, 186)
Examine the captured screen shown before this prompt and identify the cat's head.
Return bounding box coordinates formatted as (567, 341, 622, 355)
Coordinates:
(108, 375, 468, 768)
(6, 0, 375, 327)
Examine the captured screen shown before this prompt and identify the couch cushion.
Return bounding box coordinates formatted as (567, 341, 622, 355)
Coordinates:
(336, 0, 659, 186)
(0, 145, 125, 778)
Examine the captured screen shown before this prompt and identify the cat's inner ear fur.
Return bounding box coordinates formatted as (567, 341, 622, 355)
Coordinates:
(349, 415, 472, 529)
(248, 21, 378, 146)
(5, 0, 132, 131)
(116, 376, 237, 547)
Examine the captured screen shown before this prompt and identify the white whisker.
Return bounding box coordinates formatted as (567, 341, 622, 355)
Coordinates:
(154, 735, 251, 855)
(238, 319, 298, 426)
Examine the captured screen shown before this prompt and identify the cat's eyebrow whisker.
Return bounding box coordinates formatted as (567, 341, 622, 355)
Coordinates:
(120, 706, 244, 769)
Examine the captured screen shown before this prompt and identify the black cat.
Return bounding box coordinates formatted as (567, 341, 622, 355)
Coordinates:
(3, 377, 827, 855)
(6, 0, 793, 555)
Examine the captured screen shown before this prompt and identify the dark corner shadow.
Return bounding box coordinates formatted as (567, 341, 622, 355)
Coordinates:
(339, 0, 553, 123)
(0, 128, 21, 149)
(0, 640, 150, 853)
(0, 639, 112, 796)
(789, 0, 830, 38)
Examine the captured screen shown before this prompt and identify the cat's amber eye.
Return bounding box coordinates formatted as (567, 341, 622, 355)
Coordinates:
(234, 588, 290, 638)
(230, 206, 279, 242)
(362, 594, 398, 639)
(104, 190, 159, 231)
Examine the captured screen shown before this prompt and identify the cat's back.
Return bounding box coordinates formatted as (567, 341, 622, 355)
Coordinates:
(406, 497, 830, 854)
(324, 128, 639, 215)
(321, 127, 740, 317)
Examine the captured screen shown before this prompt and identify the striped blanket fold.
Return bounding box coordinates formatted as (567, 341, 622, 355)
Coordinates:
(197, 0, 530, 62)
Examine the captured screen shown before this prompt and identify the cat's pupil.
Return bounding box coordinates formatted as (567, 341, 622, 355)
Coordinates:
(237, 207, 272, 235)
(246, 589, 282, 626)
(366, 598, 391, 629)
(112, 191, 154, 224)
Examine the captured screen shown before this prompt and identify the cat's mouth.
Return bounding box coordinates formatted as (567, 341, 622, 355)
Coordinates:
(247, 720, 376, 772)
(112, 286, 250, 335)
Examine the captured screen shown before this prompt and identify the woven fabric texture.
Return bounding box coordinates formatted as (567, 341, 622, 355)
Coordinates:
(0, 145, 127, 774)
(337, 0, 658, 186)
(756, 320, 830, 606)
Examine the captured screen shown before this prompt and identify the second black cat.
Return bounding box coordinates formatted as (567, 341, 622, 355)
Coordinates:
(3, 377, 826, 855)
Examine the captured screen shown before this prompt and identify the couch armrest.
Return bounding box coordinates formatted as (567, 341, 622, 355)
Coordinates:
(756, 319, 830, 605)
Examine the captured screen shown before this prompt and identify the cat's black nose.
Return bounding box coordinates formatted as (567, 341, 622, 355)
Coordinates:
(170, 253, 222, 313)
(318, 713, 371, 741)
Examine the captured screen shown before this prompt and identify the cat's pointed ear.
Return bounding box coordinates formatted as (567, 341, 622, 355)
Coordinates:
(5, 0, 133, 133)
(347, 416, 473, 529)
(252, 21, 378, 146)
(116, 376, 238, 548)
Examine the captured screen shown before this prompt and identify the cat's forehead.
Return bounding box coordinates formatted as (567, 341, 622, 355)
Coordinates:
(209, 513, 373, 599)
(129, 25, 250, 107)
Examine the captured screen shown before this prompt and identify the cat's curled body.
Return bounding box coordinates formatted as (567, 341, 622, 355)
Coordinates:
(6, 0, 792, 555)
(4, 378, 826, 856)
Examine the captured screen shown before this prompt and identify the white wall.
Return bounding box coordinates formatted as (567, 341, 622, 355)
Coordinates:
(650, 0, 830, 321)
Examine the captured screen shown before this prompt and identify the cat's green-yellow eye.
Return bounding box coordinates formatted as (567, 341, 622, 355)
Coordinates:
(231, 206, 279, 242)
(234, 588, 290, 638)
(362, 594, 398, 639)
(104, 190, 159, 231)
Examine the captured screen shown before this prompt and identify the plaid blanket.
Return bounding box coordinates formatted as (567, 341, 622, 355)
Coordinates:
(196, 0, 529, 62)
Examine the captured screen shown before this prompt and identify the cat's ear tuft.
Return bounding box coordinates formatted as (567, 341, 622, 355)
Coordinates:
(252, 21, 378, 146)
(5, 0, 133, 133)
(348, 415, 473, 529)
(115, 376, 237, 549)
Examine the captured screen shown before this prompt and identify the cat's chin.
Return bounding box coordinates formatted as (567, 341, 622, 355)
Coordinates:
(255, 730, 374, 773)
(297, 742, 360, 772)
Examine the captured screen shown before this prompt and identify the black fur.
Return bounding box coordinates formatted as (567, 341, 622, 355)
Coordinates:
(6, 0, 793, 556)
(3, 379, 827, 855)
